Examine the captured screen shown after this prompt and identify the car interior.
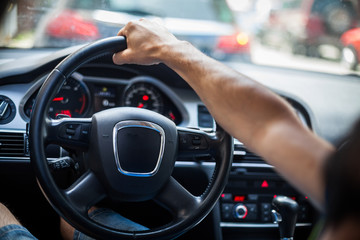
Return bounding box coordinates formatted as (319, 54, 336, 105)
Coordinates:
(1, 0, 360, 240)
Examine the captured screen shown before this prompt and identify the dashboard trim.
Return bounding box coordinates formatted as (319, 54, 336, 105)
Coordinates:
(19, 76, 45, 122)
(220, 222, 312, 228)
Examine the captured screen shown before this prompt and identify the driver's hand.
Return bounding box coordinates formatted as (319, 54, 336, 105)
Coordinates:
(113, 19, 179, 66)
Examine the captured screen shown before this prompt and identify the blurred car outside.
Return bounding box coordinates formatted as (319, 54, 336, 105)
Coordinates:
(34, 0, 252, 62)
(257, 0, 304, 51)
(341, 27, 360, 70)
(258, 0, 359, 60)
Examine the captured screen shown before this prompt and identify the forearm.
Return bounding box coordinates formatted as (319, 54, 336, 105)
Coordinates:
(160, 41, 334, 209)
(161, 40, 296, 146)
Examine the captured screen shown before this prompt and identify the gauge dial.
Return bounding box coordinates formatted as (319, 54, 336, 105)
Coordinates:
(48, 77, 90, 118)
(122, 82, 164, 114)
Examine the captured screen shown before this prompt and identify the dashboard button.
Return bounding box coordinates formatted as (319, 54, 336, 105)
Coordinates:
(179, 132, 209, 150)
(221, 193, 232, 201)
(66, 128, 76, 136)
(79, 124, 91, 142)
(59, 124, 81, 140)
(221, 203, 234, 220)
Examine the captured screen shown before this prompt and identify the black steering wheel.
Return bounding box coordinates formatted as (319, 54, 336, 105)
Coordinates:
(29, 36, 233, 240)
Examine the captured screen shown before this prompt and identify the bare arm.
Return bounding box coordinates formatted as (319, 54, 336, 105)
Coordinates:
(113, 19, 334, 210)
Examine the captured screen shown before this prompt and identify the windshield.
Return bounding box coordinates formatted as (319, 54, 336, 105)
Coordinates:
(1, 0, 359, 75)
(69, 0, 234, 22)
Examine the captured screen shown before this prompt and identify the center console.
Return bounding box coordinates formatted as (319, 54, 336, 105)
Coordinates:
(220, 164, 313, 225)
(220, 140, 316, 239)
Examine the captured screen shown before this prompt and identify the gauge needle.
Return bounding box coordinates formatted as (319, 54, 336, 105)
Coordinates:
(53, 97, 64, 102)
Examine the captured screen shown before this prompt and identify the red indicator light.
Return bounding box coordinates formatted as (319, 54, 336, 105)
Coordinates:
(291, 197, 296, 201)
(305, 196, 308, 199)
(261, 180, 269, 188)
(221, 194, 225, 198)
(137, 103, 144, 108)
(273, 195, 277, 199)
(53, 97, 64, 102)
(56, 110, 72, 117)
(142, 95, 149, 101)
(234, 196, 245, 202)
(169, 112, 176, 121)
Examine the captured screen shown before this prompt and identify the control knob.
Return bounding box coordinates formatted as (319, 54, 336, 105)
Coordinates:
(234, 204, 248, 219)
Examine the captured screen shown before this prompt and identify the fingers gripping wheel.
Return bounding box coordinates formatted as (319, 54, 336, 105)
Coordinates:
(29, 36, 233, 240)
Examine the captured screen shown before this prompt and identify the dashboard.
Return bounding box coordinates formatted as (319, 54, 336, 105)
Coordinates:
(1, 47, 360, 240)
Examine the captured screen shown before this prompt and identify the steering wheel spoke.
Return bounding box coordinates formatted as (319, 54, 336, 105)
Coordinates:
(63, 171, 106, 215)
(45, 117, 92, 151)
(154, 177, 201, 221)
(177, 127, 220, 161)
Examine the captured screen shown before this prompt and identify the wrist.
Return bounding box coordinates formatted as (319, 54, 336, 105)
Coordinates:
(159, 40, 194, 68)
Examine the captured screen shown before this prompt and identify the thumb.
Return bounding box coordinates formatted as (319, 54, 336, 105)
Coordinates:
(112, 49, 133, 65)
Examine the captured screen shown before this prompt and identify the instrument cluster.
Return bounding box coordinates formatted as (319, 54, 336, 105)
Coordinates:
(22, 73, 184, 125)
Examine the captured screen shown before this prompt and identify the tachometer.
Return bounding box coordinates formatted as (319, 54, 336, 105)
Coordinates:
(48, 77, 90, 118)
(122, 82, 164, 114)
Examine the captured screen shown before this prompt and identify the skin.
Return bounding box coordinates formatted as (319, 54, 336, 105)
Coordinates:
(113, 19, 335, 210)
(0, 203, 21, 228)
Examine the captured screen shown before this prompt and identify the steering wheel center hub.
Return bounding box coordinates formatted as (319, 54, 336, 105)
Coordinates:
(113, 121, 165, 177)
(88, 107, 177, 202)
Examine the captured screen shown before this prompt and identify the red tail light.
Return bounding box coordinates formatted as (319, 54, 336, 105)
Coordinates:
(341, 28, 360, 46)
(46, 10, 99, 40)
(305, 14, 325, 39)
(217, 32, 250, 53)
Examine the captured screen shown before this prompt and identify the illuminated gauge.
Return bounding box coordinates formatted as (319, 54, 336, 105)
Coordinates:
(48, 77, 90, 118)
(122, 82, 164, 114)
(23, 92, 36, 119)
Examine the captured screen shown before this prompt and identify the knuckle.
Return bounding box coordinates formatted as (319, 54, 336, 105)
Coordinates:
(112, 54, 122, 65)
(127, 20, 137, 29)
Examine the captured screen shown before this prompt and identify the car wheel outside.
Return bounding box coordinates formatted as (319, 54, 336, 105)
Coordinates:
(341, 45, 358, 71)
(323, 2, 354, 35)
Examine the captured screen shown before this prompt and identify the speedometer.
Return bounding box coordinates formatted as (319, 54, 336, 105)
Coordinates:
(122, 82, 164, 114)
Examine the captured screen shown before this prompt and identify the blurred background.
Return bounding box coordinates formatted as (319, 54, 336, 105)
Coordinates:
(1, 0, 359, 74)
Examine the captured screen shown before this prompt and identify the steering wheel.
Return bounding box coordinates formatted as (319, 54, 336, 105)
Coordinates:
(29, 36, 233, 240)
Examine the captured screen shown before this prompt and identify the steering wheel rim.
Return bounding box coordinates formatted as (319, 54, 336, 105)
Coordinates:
(29, 36, 233, 239)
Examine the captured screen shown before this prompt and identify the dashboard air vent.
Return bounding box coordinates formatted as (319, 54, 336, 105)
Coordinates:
(233, 139, 263, 163)
(0, 132, 26, 157)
